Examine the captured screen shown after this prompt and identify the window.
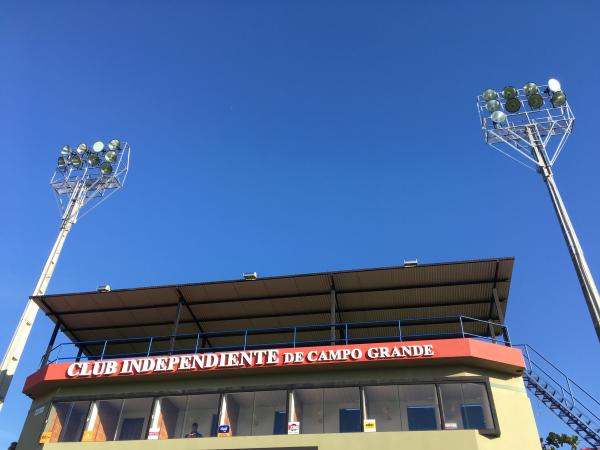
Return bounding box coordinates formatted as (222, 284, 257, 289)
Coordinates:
(291, 387, 360, 434)
(115, 398, 153, 440)
(219, 392, 253, 436)
(183, 394, 220, 438)
(252, 391, 288, 436)
(41, 401, 91, 443)
(83, 399, 122, 441)
(148, 396, 187, 439)
(363, 385, 402, 432)
(439, 383, 493, 430)
(398, 384, 440, 431)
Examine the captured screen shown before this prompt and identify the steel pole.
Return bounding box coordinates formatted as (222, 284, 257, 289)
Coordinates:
(527, 127, 600, 341)
(0, 181, 86, 412)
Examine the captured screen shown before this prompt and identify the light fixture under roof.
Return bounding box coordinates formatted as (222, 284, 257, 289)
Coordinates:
(548, 78, 562, 93)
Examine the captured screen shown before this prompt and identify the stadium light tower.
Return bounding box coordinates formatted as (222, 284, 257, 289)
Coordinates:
(477, 79, 600, 342)
(0, 139, 131, 412)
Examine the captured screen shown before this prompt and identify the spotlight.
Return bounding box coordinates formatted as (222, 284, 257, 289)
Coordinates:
(528, 94, 544, 109)
(92, 141, 105, 153)
(104, 150, 117, 163)
(100, 162, 113, 175)
(76, 143, 88, 155)
(87, 153, 100, 166)
(551, 91, 567, 107)
(70, 154, 82, 168)
(547, 78, 562, 93)
(505, 98, 522, 113)
(108, 139, 121, 151)
(491, 111, 507, 123)
(486, 100, 501, 113)
(482, 89, 498, 101)
(61, 145, 71, 156)
(57, 157, 67, 170)
(502, 86, 518, 99)
(523, 82, 539, 96)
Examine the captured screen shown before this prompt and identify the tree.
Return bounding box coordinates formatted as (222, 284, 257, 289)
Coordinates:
(540, 432, 579, 450)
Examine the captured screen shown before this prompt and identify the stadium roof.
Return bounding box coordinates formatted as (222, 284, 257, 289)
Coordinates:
(32, 257, 514, 357)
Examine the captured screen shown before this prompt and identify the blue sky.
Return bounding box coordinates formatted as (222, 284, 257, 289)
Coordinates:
(1, 0, 599, 443)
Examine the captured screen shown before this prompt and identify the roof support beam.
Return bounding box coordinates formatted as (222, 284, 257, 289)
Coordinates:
(330, 280, 336, 345)
(176, 288, 211, 348)
(169, 297, 184, 354)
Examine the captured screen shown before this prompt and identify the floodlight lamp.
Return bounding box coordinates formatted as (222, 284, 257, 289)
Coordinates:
(528, 93, 544, 109)
(552, 91, 567, 107)
(502, 86, 518, 99)
(548, 78, 562, 93)
(61, 145, 71, 156)
(92, 141, 105, 153)
(87, 153, 100, 166)
(100, 162, 113, 175)
(76, 143, 88, 155)
(482, 89, 498, 101)
(486, 99, 501, 113)
(505, 97, 522, 113)
(104, 150, 117, 163)
(491, 110, 507, 123)
(108, 139, 121, 151)
(523, 82, 539, 96)
(57, 156, 67, 170)
(70, 154, 82, 168)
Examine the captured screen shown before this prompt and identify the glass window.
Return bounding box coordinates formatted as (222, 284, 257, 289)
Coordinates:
(183, 394, 220, 438)
(115, 398, 153, 440)
(439, 383, 494, 430)
(42, 401, 91, 443)
(291, 388, 323, 434)
(291, 387, 360, 434)
(148, 397, 187, 439)
(252, 391, 288, 436)
(363, 385, 402, 432)
(83, 399, 123, 441)
(219, 392, 253, 436)
(398, 384, 440, 431)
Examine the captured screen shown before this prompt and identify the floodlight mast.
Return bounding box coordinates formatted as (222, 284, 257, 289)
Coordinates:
(477, 82, 600, 342)
(0, 140, 130, 413)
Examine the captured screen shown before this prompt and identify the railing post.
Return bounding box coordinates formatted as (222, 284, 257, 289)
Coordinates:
(398, 320, 402, 342)
(100, 340, 108, 361)
(293, 327, 297, 348)
(146, 337, 153, 357)
(194, 333, 200, 353)
(55, 345, 62, 363)
(75, 347, 83, 362)
(345, 323, 349, 345)
(243, 330, 248, 351)
(459, 316, 465, 338)
(566, 376, 575, 407)
(523, 345, 532, 371)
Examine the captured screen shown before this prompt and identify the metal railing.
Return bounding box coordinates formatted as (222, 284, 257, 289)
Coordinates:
(42, 315, 510, 365)
(516, 344, 600, 428)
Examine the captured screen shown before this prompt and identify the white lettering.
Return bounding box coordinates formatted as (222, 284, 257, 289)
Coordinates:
(179, 356, 192, 370)
(366, 347, 379, 359)
(267, 350, 279, 365)
(66, 363, 81, 377)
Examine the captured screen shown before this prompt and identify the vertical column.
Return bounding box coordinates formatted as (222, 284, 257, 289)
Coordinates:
(330, 284, 336, 345)
(41, 322, 61, 366)
(169, 298, 184, 354)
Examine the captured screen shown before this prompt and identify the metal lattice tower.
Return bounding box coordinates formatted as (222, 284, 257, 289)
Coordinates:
(0, 139, 131, 412)
(477, 80, 600, 342)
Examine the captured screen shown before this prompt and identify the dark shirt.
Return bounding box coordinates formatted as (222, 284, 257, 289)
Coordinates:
(184, 431, 203, 438)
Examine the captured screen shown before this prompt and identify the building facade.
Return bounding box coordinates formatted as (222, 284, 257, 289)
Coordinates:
(17, 258, 542, 449)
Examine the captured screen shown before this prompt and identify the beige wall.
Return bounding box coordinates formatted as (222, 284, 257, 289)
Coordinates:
(18, 364, 541, 450)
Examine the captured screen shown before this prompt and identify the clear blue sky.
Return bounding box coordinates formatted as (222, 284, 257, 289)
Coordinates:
(1, 0, 599, 443)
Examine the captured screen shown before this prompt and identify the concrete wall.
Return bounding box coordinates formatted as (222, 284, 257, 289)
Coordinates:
(17, 364, 541, 450)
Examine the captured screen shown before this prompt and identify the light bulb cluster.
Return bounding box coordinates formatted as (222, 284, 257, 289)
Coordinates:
(481, 79, 567, 124)
(57, 139, 122, 176)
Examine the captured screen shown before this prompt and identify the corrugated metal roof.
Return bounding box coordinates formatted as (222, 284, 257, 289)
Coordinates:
(33, 257, 514, 354)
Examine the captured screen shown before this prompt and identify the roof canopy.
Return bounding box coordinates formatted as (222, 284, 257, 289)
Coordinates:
(33, 257, 514, 357)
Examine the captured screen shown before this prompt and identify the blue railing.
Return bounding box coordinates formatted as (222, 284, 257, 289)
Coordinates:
(42, 315, 510, 365)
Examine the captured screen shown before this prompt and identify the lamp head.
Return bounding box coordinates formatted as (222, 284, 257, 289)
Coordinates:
(505, 97, 522, 113)
(548, 78, 562, 93)
(482, 89, 498, 101)
(502, 86, 518, 99)
(486, 99, 501, 113)
(92, 141, 105, 153)
(491, 110, 507, 123)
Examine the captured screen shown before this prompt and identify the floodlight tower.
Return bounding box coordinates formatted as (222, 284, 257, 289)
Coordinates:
(476, 79, 600, 341)
(0, 139, 130, 412)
